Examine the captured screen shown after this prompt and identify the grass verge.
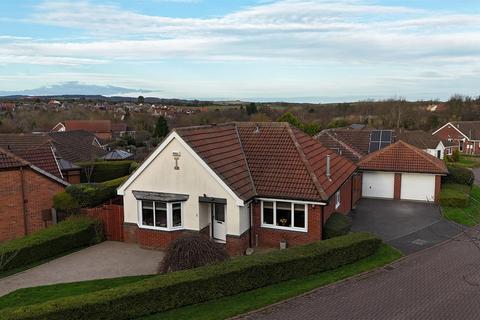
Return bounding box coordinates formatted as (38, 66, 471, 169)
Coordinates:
(442, 184, 480, 226)
(447, 155, 480, 169)
(139, 243, 401, 320)
(0, 275, 153, 310)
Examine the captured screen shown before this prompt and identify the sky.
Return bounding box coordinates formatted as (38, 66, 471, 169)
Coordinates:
(0, 0, 480, 102)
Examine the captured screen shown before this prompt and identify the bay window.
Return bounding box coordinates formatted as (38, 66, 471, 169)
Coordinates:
(261, 200, 307, 232)
(139, 200, 183, 230)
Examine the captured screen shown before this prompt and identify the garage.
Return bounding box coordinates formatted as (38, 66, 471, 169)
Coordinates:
(400, 173, 435, 202)
(358, 141, 448, 203)
(362, 171, 394, 199)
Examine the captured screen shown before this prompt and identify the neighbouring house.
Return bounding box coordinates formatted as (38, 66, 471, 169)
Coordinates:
(0, 147, 68, 242)
(395, 130, 454, 159)
(117, 122, 359, 255)
(51, 120, 135, 142)
(0, 131, 107, 184)
(432, 121, 480, 155)
(358, 141, 448, 202)
(316, 128, 450, 160)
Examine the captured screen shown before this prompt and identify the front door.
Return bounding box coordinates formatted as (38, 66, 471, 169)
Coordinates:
(212, 203, 226, 241)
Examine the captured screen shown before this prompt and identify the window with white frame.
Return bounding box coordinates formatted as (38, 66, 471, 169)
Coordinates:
(261, 200, 307, 232)
(139, 200, 183, 230)
(335, 191, 341, 209)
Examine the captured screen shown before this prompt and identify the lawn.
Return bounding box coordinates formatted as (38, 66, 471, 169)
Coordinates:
(0, 275, 153, 310)
(442, 184, 480, 226)
(447, 155, 480, 169)
(0, 243, 401, 320)
(139, 243, 401, 320)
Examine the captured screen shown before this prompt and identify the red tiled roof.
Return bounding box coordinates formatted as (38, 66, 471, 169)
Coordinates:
(358, 140, 448, 174)
(64, 120, 111, 133)
(0, 134, 62, 178)
(176, 122, 357, 202)
(111, 122, 128, 132)
(0, 147, 29, 169)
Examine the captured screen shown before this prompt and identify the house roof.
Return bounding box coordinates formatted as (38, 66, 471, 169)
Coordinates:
(0, 134, 62, 178)
(102, 149, 133, 160)
(48, 130, 108, 163)
(448, 121, 480, 140)
(111, 123, 128, 132)
(64, 120, 111, 133)
(395, 130, 442, 149)
(176, 122, 357, 202)
(0, 147, 68, 186)
(357, 140, 448, 174)
(0, 147, 29, 169)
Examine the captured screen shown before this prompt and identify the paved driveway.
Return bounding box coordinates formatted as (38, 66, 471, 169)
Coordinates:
(240, 229, 480, 320)
(473, 168, 480, 185)
(0, 241, 164, 297)
(350, 199, 463, 254)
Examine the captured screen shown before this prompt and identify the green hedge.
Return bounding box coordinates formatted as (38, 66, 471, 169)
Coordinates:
(1, 233, 380, 320)
(443, 166, 474, 186)
(54, 176, 128, 210)
(440, 183, 470, 208)
(77, 161, 135, 183)
(324, 213, 352, 239)
(0, 217, 103, 272)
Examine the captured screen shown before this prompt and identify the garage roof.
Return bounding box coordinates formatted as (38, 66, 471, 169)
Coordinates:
(358, 141, 448, 174)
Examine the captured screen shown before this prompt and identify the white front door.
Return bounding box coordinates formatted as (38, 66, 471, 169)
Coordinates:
(212, 203, 226, 241)
(362, 171, 395, 199)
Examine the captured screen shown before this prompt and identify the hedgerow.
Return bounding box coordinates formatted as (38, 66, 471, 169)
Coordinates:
(1, 233, 380, 320)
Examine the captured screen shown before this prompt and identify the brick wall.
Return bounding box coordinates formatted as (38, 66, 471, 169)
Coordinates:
(137, 227, 187, 250)
(394, 173, 402, 200)
(434, 124, 480, 155)
(225, 230, 250, 255)
(252, 202, 322, 249)
(0, 168, 65, 242)
(0, 170, 25, 242)
(434, 175, 441, 204)
(324, 175, 353, 221)
(352, 174, 362, 206)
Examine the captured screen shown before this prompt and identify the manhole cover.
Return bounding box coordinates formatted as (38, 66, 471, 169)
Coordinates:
(412, 239, 429, 246)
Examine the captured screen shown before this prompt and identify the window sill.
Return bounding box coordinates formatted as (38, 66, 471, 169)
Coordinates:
(138, 224, 185, 232)
(261, 224, 307, 233)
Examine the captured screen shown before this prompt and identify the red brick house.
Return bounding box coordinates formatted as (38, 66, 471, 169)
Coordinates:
(117, 122, 359, 255)
(0, 148, 68, 243)
(432, 121, 480, 155)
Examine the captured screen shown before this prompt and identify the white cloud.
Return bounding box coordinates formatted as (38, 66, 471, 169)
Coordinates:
(1, 0, 480, 99)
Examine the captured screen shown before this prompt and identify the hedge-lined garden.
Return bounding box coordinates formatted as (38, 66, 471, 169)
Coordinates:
(53, 176, 128, 211)
(1, 233, 381, 320)
(0, 217, 103, 273)
(76, 161, 137, 183)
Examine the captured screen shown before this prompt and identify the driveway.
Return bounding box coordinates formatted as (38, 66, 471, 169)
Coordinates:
(350, 199, 463, 254)
(0, 241, 164, 297)
(239, 229, 480, 320)
(472, 168, 480, 185)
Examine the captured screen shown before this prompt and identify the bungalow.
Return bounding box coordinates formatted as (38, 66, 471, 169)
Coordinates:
(117, 122, 359, 255)
(432, 121, 480, 155)
(0, 148, 68, 242)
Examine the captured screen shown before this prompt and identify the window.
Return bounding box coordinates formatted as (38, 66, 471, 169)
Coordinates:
(139, 200, 183, 230)
(261, 200, 307, 232)
(335, 191, 341, 209)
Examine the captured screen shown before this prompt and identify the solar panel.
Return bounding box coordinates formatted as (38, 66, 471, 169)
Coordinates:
(368, 130, 393, 153)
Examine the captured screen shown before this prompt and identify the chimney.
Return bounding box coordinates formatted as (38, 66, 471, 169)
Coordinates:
(254, 124, 260, 134)
(326, 155, 331, 179)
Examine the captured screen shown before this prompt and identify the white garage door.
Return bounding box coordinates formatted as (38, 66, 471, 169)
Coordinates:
(362, 172, 395, 199)
(401, 173, 435, 202)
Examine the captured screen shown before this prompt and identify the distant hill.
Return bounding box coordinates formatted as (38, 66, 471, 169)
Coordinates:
(0, 81, 154, 97)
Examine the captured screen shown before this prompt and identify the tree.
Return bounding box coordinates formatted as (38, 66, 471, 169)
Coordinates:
(277, 112, 303, 129)
(153, 116, 169, 138)
(246, 102, 258, 115)
(137, 96, 145, 104)
(303, 121, 321, 136)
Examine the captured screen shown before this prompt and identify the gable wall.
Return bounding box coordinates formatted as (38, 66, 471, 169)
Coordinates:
(122, 137, 245, 235)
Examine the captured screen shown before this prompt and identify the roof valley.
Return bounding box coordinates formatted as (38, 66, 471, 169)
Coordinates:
(234, 125, 257, 197)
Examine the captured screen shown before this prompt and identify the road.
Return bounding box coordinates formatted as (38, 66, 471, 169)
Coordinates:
(239, 229, 480, 320)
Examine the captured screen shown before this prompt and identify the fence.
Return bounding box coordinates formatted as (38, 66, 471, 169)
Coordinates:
(82, 204, 124, 241)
